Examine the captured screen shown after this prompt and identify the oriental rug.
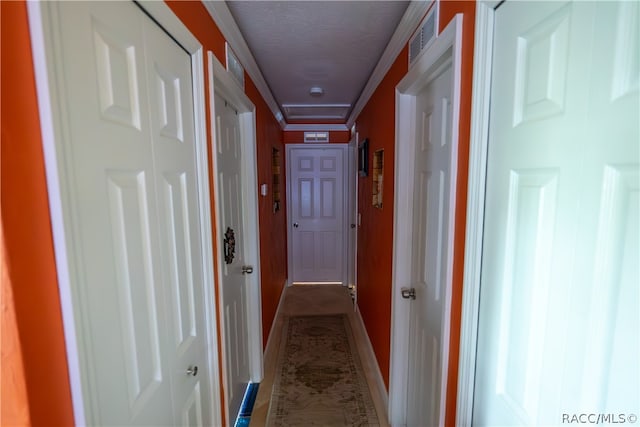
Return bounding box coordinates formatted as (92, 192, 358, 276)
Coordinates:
(266, 314, 379, 426)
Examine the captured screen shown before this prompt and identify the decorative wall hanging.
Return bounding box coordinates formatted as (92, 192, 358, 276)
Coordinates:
(372, 149, 384, 208)
(358, 138, 369, 177)
(224, 227, 236, 264)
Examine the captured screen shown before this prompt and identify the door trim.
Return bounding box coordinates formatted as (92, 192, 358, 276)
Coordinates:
(285, 144, 349, 286)
(456, 2, 500, 425)
(27, 2, 223, 425)
(208, 52, 264, 411)
(389, 15, 463, 425)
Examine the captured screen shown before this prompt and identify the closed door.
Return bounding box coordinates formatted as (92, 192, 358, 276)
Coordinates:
(55, 1, 211, 424)
(288, 147, 345, 283)
(214, 93, 251, 424)
(474, 1, 639, 425)
(405, 61, 455, 426)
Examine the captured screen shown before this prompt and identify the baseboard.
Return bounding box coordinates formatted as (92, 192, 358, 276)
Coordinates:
(263, 279, 288, 357)
(354, 304, 390, 417)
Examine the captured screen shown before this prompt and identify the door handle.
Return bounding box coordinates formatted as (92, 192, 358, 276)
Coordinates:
(401, 287, 416, 300)
(242, 265, 254, 274)
(351, 223, 356, 228)
(293, 223, 299, 228)
(186, 365, 198, 376)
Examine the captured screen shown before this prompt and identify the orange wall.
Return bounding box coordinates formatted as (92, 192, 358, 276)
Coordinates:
(438, 2, 476, 425)
(353, 45, 409, 389)
(353, 2, 475, 424)
(0, 2, 75, 425)
(245, 78, 288, 345)
(1, 227, 31, 427)
(283, 130, 351, 144)
(1, 1, 286, 424)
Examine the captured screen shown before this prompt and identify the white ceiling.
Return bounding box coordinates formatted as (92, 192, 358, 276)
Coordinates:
(223, 1, 410, 124)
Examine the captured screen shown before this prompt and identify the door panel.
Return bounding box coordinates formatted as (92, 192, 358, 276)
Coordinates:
(144, 13, 210, 425)
(406, 61, 454, 426)
(55, 2, 211, 424)
(214, 93, 250, 423)
(289, 147, 345, 283)
(474, 1, 639, 425)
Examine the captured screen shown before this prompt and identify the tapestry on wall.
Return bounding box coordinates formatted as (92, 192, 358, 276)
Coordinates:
(266, 314, 380, 426)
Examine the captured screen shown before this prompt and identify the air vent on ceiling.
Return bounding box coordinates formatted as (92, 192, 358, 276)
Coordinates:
(409, 2, 439, 67)
(226, 42, 245, 90)
(282, 104, 351, 121)
(304, 132, 329, 143)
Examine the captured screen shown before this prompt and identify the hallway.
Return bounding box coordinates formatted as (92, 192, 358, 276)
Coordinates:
(250, 285, 389, 426)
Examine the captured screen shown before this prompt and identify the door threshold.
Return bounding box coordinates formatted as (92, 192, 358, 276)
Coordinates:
(292, 281, 343, 286)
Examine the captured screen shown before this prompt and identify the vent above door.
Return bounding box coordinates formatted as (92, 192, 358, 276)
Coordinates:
(226, 42, 245, 89)
(304, 132, 329, 143)
(409, 1, 439, 67)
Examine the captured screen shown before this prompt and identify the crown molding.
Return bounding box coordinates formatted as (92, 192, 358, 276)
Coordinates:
(346, 0, 433, 128)
(203, 1, 286, 128)
(284, 124, 350, 132)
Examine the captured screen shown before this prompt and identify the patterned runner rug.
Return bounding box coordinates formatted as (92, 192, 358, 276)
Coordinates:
(266, 314, 380, 426)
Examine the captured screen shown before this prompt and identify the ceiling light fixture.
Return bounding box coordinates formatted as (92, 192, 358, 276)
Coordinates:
(309, 86, 324, 97)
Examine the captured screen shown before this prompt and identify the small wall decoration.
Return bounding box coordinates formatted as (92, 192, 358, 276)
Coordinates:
(372, 149, 384, 208)
(272, 147, 281, 213)
(224, 227, 236, 264)
(358, 138, 369, 177)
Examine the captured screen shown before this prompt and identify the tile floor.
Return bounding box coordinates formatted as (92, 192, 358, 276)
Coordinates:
(249, 284, 389, 426)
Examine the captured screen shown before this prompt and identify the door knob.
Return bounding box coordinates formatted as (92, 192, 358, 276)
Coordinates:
(401, 287, 416, 300)
(186, 365, 198, 376)
(242, 265, 254, 274)
(293, 223, 299, 228)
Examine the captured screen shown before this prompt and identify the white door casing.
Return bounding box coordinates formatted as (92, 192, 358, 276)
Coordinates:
(459, 1, 639, 425)
(28, 1, 221, 425)
(347, 132, 359, 295)
(208, 53, 263, 427)
(389, 15, 462, 425)
(286, 144, 348, 285)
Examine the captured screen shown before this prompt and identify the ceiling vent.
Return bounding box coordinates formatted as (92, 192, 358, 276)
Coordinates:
(282, 104, 351, 121)
(304, 132, 330, 143)
(226, 42, 245, 89)
(409, 2, 439, 67)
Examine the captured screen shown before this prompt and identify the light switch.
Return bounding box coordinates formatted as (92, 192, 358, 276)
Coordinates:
(260, 183, 268, 196)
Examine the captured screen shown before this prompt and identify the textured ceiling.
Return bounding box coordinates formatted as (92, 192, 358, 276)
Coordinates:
(225, 1, 409, 123)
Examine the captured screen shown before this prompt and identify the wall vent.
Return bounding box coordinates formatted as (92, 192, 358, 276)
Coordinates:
(408, 1, 439, 67)
(303, 132, 329, 143)
(226, 42, 245, 90)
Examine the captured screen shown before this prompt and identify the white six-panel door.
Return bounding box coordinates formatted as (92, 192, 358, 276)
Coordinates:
(288, 146, 346, 284)
(474, 1, 639, 425)
(214, 92, 251, 424)
(52, 2, 211, 424)
(406, 60, 455, 426)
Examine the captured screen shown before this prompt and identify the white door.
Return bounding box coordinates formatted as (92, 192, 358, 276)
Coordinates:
(54, 1, 211, 425)
(474, 1, 639, 425)
(213, 93, 251, 424)
(288, 146, 346, 283)
(405, 61, 455, 426)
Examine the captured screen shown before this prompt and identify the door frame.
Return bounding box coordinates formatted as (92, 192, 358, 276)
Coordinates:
(285, 143, 350, 286)
(348, 129, 359, 301)
(389, 15, 463, 424)
(27, 2, 223, 424)
(455, 2, 507, 425)
(208, 52, 264, 414)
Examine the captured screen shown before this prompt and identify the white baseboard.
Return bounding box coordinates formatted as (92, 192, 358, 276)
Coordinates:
(354, 304, 390, 418)
(263, 279, 288, 356)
